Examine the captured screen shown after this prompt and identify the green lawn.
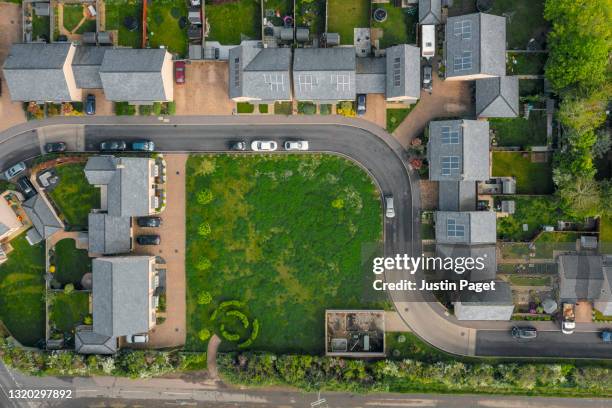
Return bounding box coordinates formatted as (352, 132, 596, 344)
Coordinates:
(492, 151, 553, 194)
(507, 52, 547, 75)
(371, 4, 417, 48)
(185, 154, 383, 353)
(263, 0, 293, 26)
(53, 239, 91, 287)
(148, 0, 188, 56)
(489, 0, 548, 50)
(533, 232, 581, 258)
(0, 236, 45, 346)
(76, 18, 97, 35)
(32, 12, 50, 40)
(519, 79, 545, 97)
(386, 107, 414, 133)
(490, 111, 547, 148)
(105, 0, 141, 48)
(49, 291, 89, 333)
(327, 0, 369, 45)
(205, 0, 260, 44)
(497, 196, 570, 241)
(62, 4, 84, 31)
(49, 163, 100, 229)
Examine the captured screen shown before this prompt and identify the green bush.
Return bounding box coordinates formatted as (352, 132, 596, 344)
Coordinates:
(198, 329, 211, 342)
(258, 104, 269, 114)
(196, 257, 212, 271)
(167, 101, 176, 115)
(198, 222, 211, 236)
(298, 102, 316, 115)
(238, 318, 259, 349)
(226, 310, 249, 328)
(114, 102, 136, 116)
(197, 291, 212, 305)
(220, 324, 240, 342)
(237, 102, 255, 114)
(152, 102, 162, 116)
(319, 104, 332, 115)
(197, 189, 214, 205)
(139, 105, 153, 116)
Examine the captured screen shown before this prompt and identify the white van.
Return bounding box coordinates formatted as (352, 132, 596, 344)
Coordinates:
(421, 25, 435, 59)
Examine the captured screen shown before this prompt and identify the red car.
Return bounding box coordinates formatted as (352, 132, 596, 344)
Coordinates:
(174, 61, 185, 84)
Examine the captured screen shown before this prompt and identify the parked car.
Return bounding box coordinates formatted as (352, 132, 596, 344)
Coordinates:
(511, 326, 537, 339)
(230, 141, 247, 151)
(175, 61, 186, 84)
(100, 140, 127, 151)
(126, 334, 149, 344)
(16, 176, 36, 199)
(189, 0, 200, 6)
(85, 94, 96, 115)
(284, 141, 309, 151)
(602, 330, 612, 343)
(423, 65, 433, 93)
(356, 94, 367, 116)
(3, 162, 26, 180)
(137, 216, 162, 228)
(385, 195, 395, 218)
(251, 140, 278, 151)
(44, 142, 67, 153)
(131, 140, 155, 152)
(136, 235, 161, 245)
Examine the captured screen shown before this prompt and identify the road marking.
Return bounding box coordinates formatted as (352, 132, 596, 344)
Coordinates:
(366, 400, 437, 407)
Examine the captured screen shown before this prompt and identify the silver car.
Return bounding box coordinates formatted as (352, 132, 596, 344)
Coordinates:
(284, 141, 309, 151)
(251, 140, 278, 151)
(3, 162, 26, 180)
(385, 196, 395, 218)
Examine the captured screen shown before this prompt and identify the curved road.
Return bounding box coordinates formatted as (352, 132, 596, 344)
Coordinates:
(1, 116, 611, 362)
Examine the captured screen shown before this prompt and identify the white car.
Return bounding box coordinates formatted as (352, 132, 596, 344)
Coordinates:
(3, 162, 26, 180)
(284, 141, 309, 151)
(251, 140, 278, 151)
(126, 334, 149, 344)
(385, 196, 395, 218)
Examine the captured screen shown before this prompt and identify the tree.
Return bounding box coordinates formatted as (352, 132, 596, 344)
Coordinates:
(558, 90, 608, 134)
(592, 130, 611, 159)
(557, 176, 602, 218)
(198, 329, 211, 342)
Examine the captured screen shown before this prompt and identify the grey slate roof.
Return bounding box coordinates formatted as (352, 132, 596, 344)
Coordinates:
(435, 211, 496, 245)
(99, 49, 170, 102)
(445, 13, 506, 78)
(356, 57, 386, 94)
(2, 43, 76, 102)
(22, 195, 63, 240)
(92, 257, 153, 338)
(438, 181, 476, 211)
(558, 255, 606, 301)
(88, 213, 132, 255)
(75, 325, 117, 354)
(476, 76, 519, 118)
(85, 156, 153, 217)
(72, 46, 109, 89)
(427, 119, 490, 181)
(385, 44, 421, 100)
(419, 0, 442, 24)
(436, 244, 497, 281)
(229, 46, 292, 101)
(455, 281, 514, 320)
(293, 48, 356, 101)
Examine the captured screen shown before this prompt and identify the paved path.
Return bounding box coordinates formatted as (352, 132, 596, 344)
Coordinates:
(206, 334, 222, 379)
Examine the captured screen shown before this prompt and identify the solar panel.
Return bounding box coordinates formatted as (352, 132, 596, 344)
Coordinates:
(441, 126, 459, 144)
(447, 218, 465, 238)
(441, 156, 460, 176)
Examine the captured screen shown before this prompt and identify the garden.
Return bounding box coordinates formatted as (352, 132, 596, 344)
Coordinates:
(489, 110, 547, 148)
(31, 8, 50, 40)
(105, 0, 141, 48)
(386, 106, 414, 133)
(147, 0, 189, 56)
(205, 0, 261, 44)
(506, 52, 547, 75)
(296, 0, 325, 38)
(49, 238, 91, 288)
(60, 4, 96, 35)
(489, 0, 548, 50)
(491, 151, 553, 194)
(48, 163, 100, 229)
(371, 3, 417, 48)
(48, 290, 90, 334)
(327, 0, 369, 45)
(185, 154, 384, 353)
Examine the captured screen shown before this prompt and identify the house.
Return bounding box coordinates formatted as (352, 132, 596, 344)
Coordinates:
(475, 76, 519, 118)
(75, 325, 117, 355)
(454, 281, 514, 320)
(356, 57, 386, 95)
(385, 44, 421, 102)
(436, 244, 497, 281)
(0, 196, 22, 242)
(557, 255, 612, 314)
(22, 194, 64, 245)
(71, 46, 110, 89)
(444, 13, 506, 80)
(228, 45, 292, 102)
(2, 43, 81, 102)
(435, 211, 496, 245)
(87, 212, 132, 256)
(293, 48, 356, 102)
(99, 48, 173, 103)
(419, 0, 442, 25)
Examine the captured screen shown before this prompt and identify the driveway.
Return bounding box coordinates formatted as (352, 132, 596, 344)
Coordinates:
(86, 89, 113, 116)
(133, 154, 187, 348)
(173, 61, 234, 115)
(362, 94, 386, 129)
(0, 3, 26, 132)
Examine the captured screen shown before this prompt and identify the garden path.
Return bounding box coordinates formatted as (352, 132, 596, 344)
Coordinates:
(206, 334, 221, 379)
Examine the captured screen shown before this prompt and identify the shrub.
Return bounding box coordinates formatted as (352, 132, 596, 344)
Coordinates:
(63, 284, 74, 295)
(220, 324, 240, 342)
(115, 102, 136, 116)
(83, 315, 93, 325)
(238, 318, 259, 349)
(226, 310, 249, 328)
(258, 104, 269, 114)
(139, 105, 153, 116)
(331, 198, 344, 209)
(197, 189, 214, 205)
(198, 222, 211, 236)
(197, 291, 212, 305)
(196, 257, 212, 271)
(237, 102, 255, 114)
(152, 102, 162, 116)
(198, 329, 211, 342)
(167, 101, 176, 115)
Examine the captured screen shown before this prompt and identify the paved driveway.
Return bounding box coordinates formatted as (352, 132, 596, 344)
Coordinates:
(0, 3, 26, 132)
(133, 154, 187, 348)
(362, 94, 387, 129)
(174, 61, 234, 115)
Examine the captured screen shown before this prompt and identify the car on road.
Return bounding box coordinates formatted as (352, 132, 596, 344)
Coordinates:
(131, 140, 155, 152)
(356, 94, 366, 116)
(137, 216, 162, 228)
(423, 65, 433, 93)
(602, 330, 612, 343)
(16, 176, 36, 199)
(230, 141, 247, 151)
(511, 326, 537, 340)
(385, 195, 395, 218)
(136, 235, 161, 245)
(45, 142, 67, 153)
(284, 141, 309, 151)
(3, 162, 26, 180)
(125, 334, 149, 344)
(175, 61, 186, 84)
(100, 140, 127, 152)
(251, 140, 278, 151)
(85, 94, 96, 115)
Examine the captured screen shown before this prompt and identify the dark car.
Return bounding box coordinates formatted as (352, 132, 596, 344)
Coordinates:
(175, 61, 186, 84)
(85, 94, 96, 115)
(17, 176, 36, 199)
(356, 94, 366, 116)
(136, 235, 161, 245)
(602, 330, 612, 343)
(45, 142, 67, 153)
(230, 141, 247, 151)
(511, 326, 537, 340)
(131, 140, 155, 152)
(100, 140, 127, 151)
(423, 65, 433, 92)
(137, 216, 162, 228)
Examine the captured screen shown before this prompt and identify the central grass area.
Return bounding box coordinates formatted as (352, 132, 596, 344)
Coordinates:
(205, 0, 261, 44)
(492, 151, 553, 194)
(48, 163, 100, 229)
(185, 154, 383, 353)
(148, 0, 188, 56)
(53, 239, 91, 287)
(0, 236, 45, 346)
(327, 0, 369, 45)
